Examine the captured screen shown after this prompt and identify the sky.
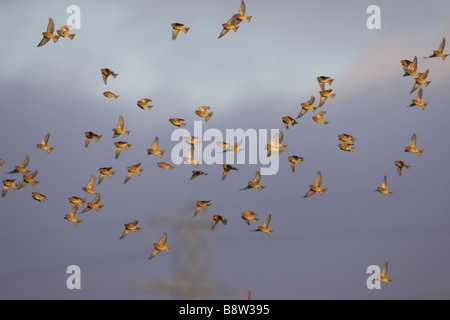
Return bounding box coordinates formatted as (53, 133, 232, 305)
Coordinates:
(0, 0, 450, 300)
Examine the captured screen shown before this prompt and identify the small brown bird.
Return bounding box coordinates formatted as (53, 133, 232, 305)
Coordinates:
(18, 170, 39, 189)
(317, 76, 334, 91)
(194, 200, 212, 217)
(64, 207, 82, 227)
(103, 91, 119, 99)
(232, 1, 252, 25)
(2, 179, 18, 197)
(147, 137, 165, 158)
(377, 262, 393, 284)
(190, 170, 208, 180)
(172, 23, 190, 40)
(149, 232, 171, 260)
(37, 133, 55, 153)
(68, 196, 86, 208)
(265, 131, 287, 156)
(312, 111, 329, 125)
(297, 96, 317, 119)
(424, 37, 449, 60)
(31, 192, 47, 202)
(98, 167, 116, 185)
(112, 115, 130, 138)
(282, 116, 298, 129)
(125, 163, 144, 183)
(184, 136, 201, 146)
(120, 220, 141, 239)
(56, 25, 75, 39)
(403, 56, 420, 77)
(82, 175, 97, 194)
(169, 118, 186, 127)
(37, 18, 60, 47)
(211, 215, 227, 230)
(195, 106, 214, 121)
(183, 146, 200, 167)
(84, 131, 102, 148)
(252, 214, 274, 236)
(319, 89, 336, 107)
(137, 98, 153, 110)
(158, 162, 174, 170)
(404, 133, 423, 156)
(241, 210, 258, 225)
(8, 155, 30, 175)
(81, 193, 104, 213)
(395, 161, 410, 176)
(401, 59, 414, 72)
(240, 171, 265, 191)
(219, 16, 239, 39)
(288, 156, 304, 173)
(101, 68, 118, 85)
(409, 88, 428, 110)
(338, 142, 355, 152)
(304, 171, 327, 198)
(338, 133, 356, 145)
(222, 164, 239, 180)
(114, 141, 132, 159)
(410, 69, 431, 94)
(223, 140, 243, 153)
(375, 176, 392, 196)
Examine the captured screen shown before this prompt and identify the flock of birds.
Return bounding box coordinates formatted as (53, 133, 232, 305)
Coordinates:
(1, 1, 448, 297)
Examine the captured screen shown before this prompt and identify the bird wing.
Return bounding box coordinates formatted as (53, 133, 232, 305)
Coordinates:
(314, 171, 322, 187)
(151, 137, 159, 150)
(148, 248, 160, 260)
(172, 28, 180, 40)
(21, 155, 30, 168)
(303, 189, 316, 198)
(297, 107, 308, 119)
(117, 115, 124, 130)
(124, 171, 134, 184)
(263, 214, 271, 228)
(115, 146, 123, 159)
(289, 159, 296, 173)
(222, 167, 230, 180)
(98, 173, 106, 185)
(239, 0, 246, 15)
(92, 193, 101, 204)
(381, 262, 388, 277)
(120, 228, 131, 239)
(159, 232, 168, 245)
(37, 37, 51, 47)
(87, 175, 95, 189)
(47, 18, 55, 33)
(307, 96, 315, 105)
(41, 133, 50, 145)
(253, 171, 261, 183)
(411, 56, 418, 71)
(381, 176, 387, 189)
(410, 133, 417, 148)
(198, 106, 210, 112)
(438, 37, 446, 52)
(417, 88, 423, 100)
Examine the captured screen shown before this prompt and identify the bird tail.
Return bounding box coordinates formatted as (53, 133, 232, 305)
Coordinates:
(425, 81, 431, 87)
(180, 123, 186, 127)
(31, 181, 39, 186)
(160, 149, 165, 158)
(96, 205, 104, 212)
(246, 16, 252, 22)
(184, 28, 190, 33)
(137, 168, 144, 175)
(112, 73, 118, 78)
(53, 35, 60, 43)
(418, 149, 424, 156)
(108, 171, 116, 178)
(135, 227, 142, 233)
(443, 54, 449, 60)
(311, 106, 317, 112)
(319, 188, 328, 196)
(328, 78, 334, 86)
(69, 33, 75, 40)
(330, 94, 336, 98)
(165, 247, 172, 252)
(47, 147, 55, 153)
(421, 102, 428, 110)
(95, 135, 102, 142)
(205, 112, 214, 122)
(125, 144, 132, 150)
(234, 26, 240, 32)
(258, 185, 266, 191)
(126, 130, 131, 135)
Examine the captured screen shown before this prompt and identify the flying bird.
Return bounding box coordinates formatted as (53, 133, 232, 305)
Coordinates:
(195, 106, 214, 121)
(404, 133, 423, 156)
(211, 215, 227, 230)
(184, 136, 201, 146)
(103, 91, 119, 99)
(222, 164, 238, 180)
(36, 133, 54, 153)
(84, 131, 102, 148)
(194, 200, 212, 217)
(31, 192, 47, 202)
(317, 76, 334, 91)
(318, 90, 335, 107)
(377, 262, 392, 284)
(18, 170, 39, 189)
(190, 170, 208, 180)
(252, 214, 274, 236)
(114, 141, 132, 159)
(240, 170, 265, 191)
(56, 25, 75, 39)
(338, 142, 355, 152)
(409, 88, 428, 110)
(125, 163, 144, 183)
(338, 133, 356, 145)
(112, 115, 130, 138)
(183, 146, 200, 167)
(424, 37, 449, 60)
(297, 96, 317, 119)
(137, 98, 153, 110)
(101, 68, 118, 85)
(148, 232, 171, 260)
(288, 156, 304, 172)
(395, 161, 410, 176)
(219, 16, 239, 39)
(265, 131, 287, 156)
(2, 179, 18, 197)
(158, 162, 175, 170)
(304, 171, 327, 198)
(223, 139, 243, 153)
(147, 137, 165, 158)
(81, 193, 104, 213)
(120, 220, 141, 239)
(410, 69, 431, 94)
(403, 56, 420, 77)
(375, 176, 392, 196)
(64, 207, 82, 227)
(312, 111, 329, 125)
(232, 0, 252, 25)
(241, 210, 258, 225)
(98, 167, 116, 185)
(282, 116, 298, 129)
(37, 18, 60, 47)
(8, 155, 30, 174)
(68, 196, 86, 208)
(172, 23, 189, 40)
(169, 118, 186, 127)
(82, 175, 97, 194)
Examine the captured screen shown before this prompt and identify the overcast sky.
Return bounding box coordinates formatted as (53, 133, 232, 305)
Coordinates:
(0, 0, 449, 300)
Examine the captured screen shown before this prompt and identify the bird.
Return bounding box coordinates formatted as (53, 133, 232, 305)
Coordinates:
(240, 171, 265, 191)
(68, 196, 86, 208)
(401, 59, 414, 72)
(317, 76, 334, 91)
(304, 171, 327, 198)
(219, 16, 239, 39)
(409, 88, 428, 110)
(82, 175, 97, 194)
(338, 142, 355, 152)
(395, 161, 410, 176)
(172, 23, 189, 40)
(184, 136, 201, 146)
(8, 155, 30, 174)
(404, 133, 423, 156)
(81, 193, 104, 213)
(149, 232, 171, 260)
(190, 170, 208, 180)
(31, 192, 47, 202)
(297, 96, 317, 119)
(37, 18, 60, 47)
(223, 140, 243, 153)
(288, 156, 304, 172)
(158, 162, 174, 170)
(241, 210, 258, 225)
(112, 115, 130, 138)
(101, 68, 118, 85)
(375, 176, 392, 196)
(282, 116, 298, 129)
(410, 69, 431, 94)
(222, 164, 239, 180)
(265, 131, 287, 156)
(2, 179, 18, 197)
(114, 141, 132, 159)
(56, 25, 75, 39)
(232, 1, 252, 25)
(377, 262, 392, 284)
(103, 91, 119, 99)
(169, 118, 186, 127)
(84, 131, 102, 148)
(318, 90, 335, 107)
(194, 200, 212, 217)
(0, 159, 4, 170)
(36, 133, 55, 153)
(183, 146, 200, 167)
(252, 214, 274, 236)
(338, 133, 356, 145)
(98, 167, 116, 185)
(424, 37, 449, 60)
(18, 170, 39, 189)
(64, 207, 82, 227)
(312, 111, 329, 125)
(195, 106, 214, 121)
(125, 163, 144, 183)
(137, 98, 153, 110)
(120, 220, 141, 239)
(403, 56, 420, 77)
(211, 215, 227, 230)
(147, 137, 165, 158)
(244, 290, 251, 300)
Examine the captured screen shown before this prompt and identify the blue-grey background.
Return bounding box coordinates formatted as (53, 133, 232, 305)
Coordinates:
(0, 0, 449, 299)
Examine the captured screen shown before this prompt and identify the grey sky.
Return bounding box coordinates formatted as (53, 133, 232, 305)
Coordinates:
(0, 0, 449, 300)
